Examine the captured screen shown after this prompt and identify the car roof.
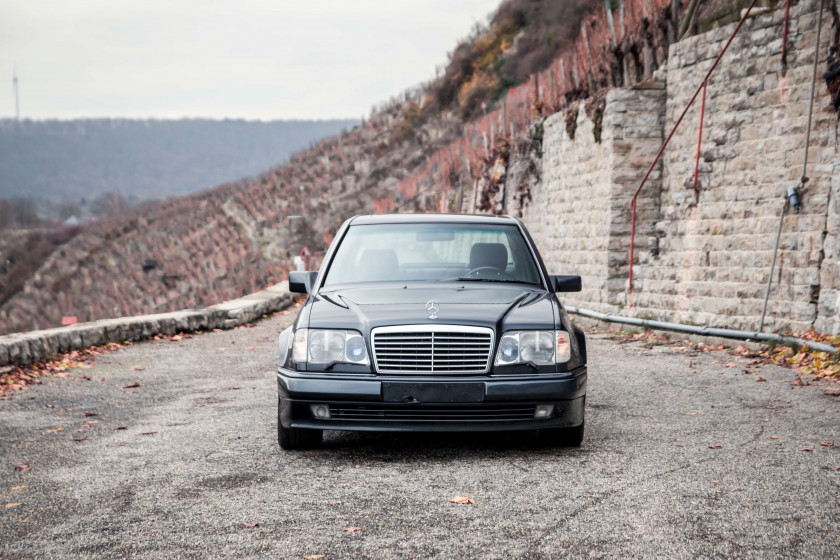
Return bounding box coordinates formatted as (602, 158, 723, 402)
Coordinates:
(349, 213, 519, 226)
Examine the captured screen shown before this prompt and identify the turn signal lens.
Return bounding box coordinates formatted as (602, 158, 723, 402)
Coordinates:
(555, 331, 571, 363)
(293, 329, 308, 363)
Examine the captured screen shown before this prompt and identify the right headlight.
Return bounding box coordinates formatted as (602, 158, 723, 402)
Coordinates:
(494, 330, 571, 366)
(292, 328, 370, 366)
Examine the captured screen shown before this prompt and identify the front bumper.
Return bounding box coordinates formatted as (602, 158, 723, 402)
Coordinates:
(277, 367, 586, 432)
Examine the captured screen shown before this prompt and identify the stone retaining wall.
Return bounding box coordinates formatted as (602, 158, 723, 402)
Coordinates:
(0, 282, 294, 367)
(519, 0, 840, 333)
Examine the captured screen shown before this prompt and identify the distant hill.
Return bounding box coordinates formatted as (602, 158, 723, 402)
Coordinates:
(0, 118, 358, 201)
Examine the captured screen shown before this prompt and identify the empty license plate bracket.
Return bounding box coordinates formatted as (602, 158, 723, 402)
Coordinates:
(382, 382, 485, 403)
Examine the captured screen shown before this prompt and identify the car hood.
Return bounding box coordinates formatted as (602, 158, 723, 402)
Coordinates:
(307, 284, 558, 334)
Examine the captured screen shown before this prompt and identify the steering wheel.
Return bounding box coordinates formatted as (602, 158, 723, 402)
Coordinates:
(463, 266, 512, 279)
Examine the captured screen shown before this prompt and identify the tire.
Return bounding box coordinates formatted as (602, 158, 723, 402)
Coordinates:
(277, 404, 323, 450)
(545, 419, 584, 447)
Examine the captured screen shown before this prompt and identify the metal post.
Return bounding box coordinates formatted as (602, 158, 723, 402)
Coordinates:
(759, 199, 788, 332)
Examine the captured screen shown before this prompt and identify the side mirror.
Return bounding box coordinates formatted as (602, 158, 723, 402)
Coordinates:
(289, 270, 318, 294)
(552, 275, 582, 293)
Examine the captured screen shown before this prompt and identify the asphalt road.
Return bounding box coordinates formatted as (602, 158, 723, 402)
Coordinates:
(1, 312, 838, 559)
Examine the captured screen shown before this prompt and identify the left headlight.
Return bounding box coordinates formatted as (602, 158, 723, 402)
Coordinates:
(292, 329, 370, 366)
(494, 330, 571, 366)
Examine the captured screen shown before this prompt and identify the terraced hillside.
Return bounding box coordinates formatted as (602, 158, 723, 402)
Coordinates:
(0, 101, 461, 334)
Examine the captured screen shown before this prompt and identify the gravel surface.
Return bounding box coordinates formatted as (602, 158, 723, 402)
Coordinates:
(1, 313, 838, 559)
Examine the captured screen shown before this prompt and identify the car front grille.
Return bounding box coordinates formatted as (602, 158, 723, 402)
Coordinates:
(372, 325, 494, 374)
(331, 404, 535, 422)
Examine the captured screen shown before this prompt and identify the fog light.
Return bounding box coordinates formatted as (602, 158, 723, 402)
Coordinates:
(310, 404, 330, 419)
(534, 404, 555, 419)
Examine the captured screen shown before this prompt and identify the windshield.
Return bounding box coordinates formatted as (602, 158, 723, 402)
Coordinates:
(322, 223, 542, 286)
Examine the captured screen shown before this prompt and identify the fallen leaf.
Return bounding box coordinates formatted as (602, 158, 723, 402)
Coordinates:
(793, 377, 809, 386)
(824, 390, 840, 397)
(755, 377, 767, 382)
(769, 435, 779, 439)
(303, 555, 325, 560)
(724, 363, 737, 368)
(820, 441, 835, 447)
(14, 464, 31, 472)
(123, 382, 142, 389)
(246, 347, 255, 351)
(832, 466, 840, 471)
(2, 503, 22, 508)
(343, 527, 361, 532)
(226, 387, 241, 391)
(115, 426, 127, 430)
(140, 431, 157, 436)
(801, 448, 813, 452)
(448, 496, 476, 504)
(9, 485, 28, 492)
(328, 501, 342, 505)
(708, 445, 722, 449)
(73, 437, 88, 442)
(133, 366, 145, 371)
(244, 522, 260, 528)
(685, 412, 699, 416)
(171, 335, 183, 342)
(83, 411, 97, 417)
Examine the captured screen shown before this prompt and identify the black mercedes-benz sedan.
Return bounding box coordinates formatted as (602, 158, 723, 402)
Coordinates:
(276, 214, 586, 449)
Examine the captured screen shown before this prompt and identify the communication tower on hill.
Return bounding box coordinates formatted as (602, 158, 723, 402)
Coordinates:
(13, 65, 20, 120)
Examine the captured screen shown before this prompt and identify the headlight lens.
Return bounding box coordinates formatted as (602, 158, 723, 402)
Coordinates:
(292, 329, 369, 365)
(494, 330, 571, 366)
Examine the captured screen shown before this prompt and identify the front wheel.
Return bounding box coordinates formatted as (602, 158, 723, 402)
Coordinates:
(545, 420, 584, 447)
(278, 405, 322, 450)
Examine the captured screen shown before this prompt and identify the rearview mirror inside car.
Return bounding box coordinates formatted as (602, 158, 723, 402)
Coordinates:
(416, 230, 455, 242)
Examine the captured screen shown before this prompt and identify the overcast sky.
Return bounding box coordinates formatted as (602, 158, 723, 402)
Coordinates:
(0, 0, 500, 121)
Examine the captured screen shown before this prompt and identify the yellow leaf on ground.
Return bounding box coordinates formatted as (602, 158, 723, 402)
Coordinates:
(448, 496, 476, 504)
(3, 503, 22, 508)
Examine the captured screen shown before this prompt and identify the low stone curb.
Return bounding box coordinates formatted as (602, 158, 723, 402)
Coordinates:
(0, 282, 294, 367)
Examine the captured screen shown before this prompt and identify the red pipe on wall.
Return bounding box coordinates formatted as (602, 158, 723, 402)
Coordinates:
(781, 0, 791, 67)
(691, 80, 708, 193)
(627, 0, 759, 295)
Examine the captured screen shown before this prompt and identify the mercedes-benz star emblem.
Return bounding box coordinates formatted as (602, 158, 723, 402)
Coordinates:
(425, 300, 440, 319)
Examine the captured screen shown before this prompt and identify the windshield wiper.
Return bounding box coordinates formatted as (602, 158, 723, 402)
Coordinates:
(454, 277, 516, 283)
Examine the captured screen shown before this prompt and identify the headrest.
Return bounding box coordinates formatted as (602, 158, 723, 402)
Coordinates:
(469, 243, 508, 271)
